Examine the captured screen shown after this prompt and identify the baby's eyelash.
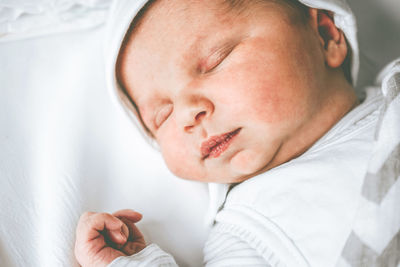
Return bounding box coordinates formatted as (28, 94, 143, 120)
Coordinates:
(200, 44, 236, 73)
(154, 104, 173, 128)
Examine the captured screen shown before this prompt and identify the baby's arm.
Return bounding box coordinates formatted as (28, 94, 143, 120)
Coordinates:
(74, 209, 146, 267)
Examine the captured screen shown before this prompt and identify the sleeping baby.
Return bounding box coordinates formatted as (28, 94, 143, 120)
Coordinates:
(74, 0, 400, 266)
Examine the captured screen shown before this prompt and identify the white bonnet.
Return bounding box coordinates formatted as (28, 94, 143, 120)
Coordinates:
(105, 0, 359, 145)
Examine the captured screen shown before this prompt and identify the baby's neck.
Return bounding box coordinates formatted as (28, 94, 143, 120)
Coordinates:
(252, 74, 358, 178)
(286, 81, 358, 157)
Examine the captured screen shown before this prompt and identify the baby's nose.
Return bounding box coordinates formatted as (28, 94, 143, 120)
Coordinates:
(184, 110, 206, 132)
(178, 96, 214, 133)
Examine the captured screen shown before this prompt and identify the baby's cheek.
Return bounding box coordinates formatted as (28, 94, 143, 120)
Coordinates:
(232, 89, 289, 125)
(158, 124, 202, 180)
(227, 72, 295, 124)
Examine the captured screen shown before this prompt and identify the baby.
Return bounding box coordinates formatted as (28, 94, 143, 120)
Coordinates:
(75, 0, 400, 266)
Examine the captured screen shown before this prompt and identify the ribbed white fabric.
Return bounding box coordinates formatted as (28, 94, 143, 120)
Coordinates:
(204, 223, 273, 267)
(108, 244, 177, 267)
(108, 226, 270, 267)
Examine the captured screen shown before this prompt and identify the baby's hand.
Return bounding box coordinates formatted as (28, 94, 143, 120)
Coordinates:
(75, 209, 146, 267)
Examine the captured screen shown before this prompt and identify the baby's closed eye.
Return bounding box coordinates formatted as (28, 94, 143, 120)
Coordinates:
(154, 104, 173, 128)
(199, 42, 238, 74)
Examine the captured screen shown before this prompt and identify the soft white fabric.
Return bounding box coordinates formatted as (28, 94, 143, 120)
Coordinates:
(109, 244, 178, 267)
(105, 0, 360, 146)
(0, 0, 112, 42)
(203, 226, 270, 266)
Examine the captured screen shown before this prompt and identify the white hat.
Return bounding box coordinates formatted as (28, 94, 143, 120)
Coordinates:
(105, 0, 359, 145)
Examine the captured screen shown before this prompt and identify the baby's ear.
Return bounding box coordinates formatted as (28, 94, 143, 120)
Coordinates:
(308, 9, 348, 69)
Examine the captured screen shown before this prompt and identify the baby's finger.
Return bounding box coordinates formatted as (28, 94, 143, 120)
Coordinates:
(112, 209, 143, 223)
(124, 220, 145, 242)
(106, 223, 129, 245)
(77, 212, 126, 241)
(119, 218, 146, 255)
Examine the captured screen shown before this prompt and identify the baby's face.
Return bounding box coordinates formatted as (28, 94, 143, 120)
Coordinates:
(119, 0, 328, 183)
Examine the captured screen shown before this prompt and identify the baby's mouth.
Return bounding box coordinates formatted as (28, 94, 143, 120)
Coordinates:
(201, 128, 241, 160)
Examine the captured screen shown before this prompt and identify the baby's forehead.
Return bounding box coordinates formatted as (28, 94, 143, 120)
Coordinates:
(135, 0, 241, 33)
(122, 1, 244, 66)
(119, 0, 308, 90)
(130, 0, 307, 48)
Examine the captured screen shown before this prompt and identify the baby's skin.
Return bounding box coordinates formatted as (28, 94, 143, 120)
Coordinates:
(75, 210, 145, 267)
(75, 0, 358, 266)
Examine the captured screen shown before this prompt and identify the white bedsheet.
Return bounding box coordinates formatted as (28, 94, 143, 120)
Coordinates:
(0, 1, 399, 266)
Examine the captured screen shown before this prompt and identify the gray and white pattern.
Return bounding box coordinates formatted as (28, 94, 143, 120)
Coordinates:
(339, 64, 400, 267)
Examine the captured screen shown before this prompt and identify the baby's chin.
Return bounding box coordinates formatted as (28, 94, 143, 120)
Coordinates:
(228, 149, 273, 182)
(177, 149, 274, 184)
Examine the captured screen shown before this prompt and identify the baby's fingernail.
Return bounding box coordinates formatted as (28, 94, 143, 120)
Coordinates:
(121, 224, 129, 238)
(120, 231, 127, 241)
